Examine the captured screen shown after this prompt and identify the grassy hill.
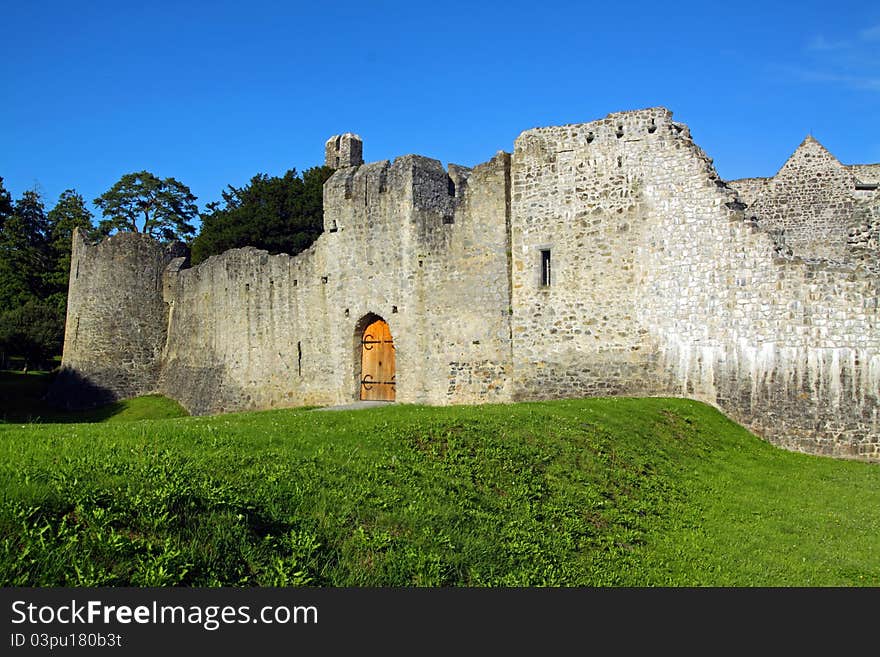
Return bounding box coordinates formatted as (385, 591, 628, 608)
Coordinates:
(0, 375, 878, 586)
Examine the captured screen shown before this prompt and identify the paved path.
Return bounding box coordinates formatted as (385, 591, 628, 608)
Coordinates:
(312, 401, 394, 412)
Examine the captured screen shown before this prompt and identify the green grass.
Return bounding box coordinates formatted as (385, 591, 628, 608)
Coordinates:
(0, 394, 878, 586)
(0, 370, 188, 423)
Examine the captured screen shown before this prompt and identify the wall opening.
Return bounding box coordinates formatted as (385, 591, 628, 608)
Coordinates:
(540, 249, 552, 286)
(354, 313, 396, 401)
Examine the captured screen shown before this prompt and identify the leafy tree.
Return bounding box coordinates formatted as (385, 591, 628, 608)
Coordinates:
(44, 190, 95, 310)
(94, 171, 197, 242)
(0, 298, 63, 371)
(191, 166, 333, 265)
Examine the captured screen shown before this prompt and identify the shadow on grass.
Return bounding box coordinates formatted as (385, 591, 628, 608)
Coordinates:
(0, 370, 187, 423)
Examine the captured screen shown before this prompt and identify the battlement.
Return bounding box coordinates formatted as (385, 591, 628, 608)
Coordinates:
(322, 153, 471, 233)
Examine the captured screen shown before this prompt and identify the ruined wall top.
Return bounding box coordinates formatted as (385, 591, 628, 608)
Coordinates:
(851, 164, 880, 185)
(514, 106, 686, 150)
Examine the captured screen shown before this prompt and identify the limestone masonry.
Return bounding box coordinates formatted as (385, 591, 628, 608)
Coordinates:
(49, 107, 880, 461)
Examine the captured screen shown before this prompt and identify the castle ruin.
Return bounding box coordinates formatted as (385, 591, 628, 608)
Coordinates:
(49, 107, 880, 461)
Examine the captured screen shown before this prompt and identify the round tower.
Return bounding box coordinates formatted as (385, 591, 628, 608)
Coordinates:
(47, 229, 188, 409)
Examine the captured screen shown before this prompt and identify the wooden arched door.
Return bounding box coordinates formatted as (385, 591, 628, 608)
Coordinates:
(360, 319, 395, 401)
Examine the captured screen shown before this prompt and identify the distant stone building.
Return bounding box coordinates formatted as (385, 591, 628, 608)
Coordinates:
(49, 107, 880, 461)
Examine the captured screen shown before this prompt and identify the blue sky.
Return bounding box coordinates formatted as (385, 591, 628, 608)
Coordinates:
(1, 0, 878, 224)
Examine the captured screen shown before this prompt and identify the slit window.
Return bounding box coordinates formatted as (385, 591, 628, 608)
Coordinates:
(540, 249, 552, 286)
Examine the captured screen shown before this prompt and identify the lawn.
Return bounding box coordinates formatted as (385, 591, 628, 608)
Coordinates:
(1, 381, 878, 586)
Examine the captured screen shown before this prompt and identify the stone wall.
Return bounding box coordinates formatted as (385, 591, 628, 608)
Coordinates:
(50, 106, 880, 461)
(851, 164, 880, 184)
(633, 125, 879, 460)
(509, 109, 669, 400)
(155, 150, 512, 415)
(510, 108, 880, 460)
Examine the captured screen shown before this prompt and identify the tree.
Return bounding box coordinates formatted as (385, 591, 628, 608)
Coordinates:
(45, 189, 95, 312)
(0, 189, 49, 310)
(0, 177, 12, 232)
(94, 171, 197, 242)
(191, 165, 333, 265)
(0, 186, 93, 368)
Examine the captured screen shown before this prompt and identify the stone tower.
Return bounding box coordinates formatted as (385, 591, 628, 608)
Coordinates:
(47, 229, 188, 409)
(325, 133, 364, 169)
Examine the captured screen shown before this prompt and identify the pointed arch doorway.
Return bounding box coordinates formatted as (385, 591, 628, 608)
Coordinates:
(359, 317, 396, 401)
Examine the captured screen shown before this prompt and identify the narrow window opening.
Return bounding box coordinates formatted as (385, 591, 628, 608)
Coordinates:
(540, 249, 552, 286)
(297, 341, 302, 377)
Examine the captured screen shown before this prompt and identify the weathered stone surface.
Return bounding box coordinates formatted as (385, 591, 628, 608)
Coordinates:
(50, 107, 880, 461)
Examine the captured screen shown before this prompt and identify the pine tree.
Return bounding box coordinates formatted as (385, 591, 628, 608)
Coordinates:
(45, 189, 95, 311)
(0, 189, 49, 310)
(94, 171, 197, 241)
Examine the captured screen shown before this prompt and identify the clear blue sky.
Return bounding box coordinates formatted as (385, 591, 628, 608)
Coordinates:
(2, 0, 878, 225)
